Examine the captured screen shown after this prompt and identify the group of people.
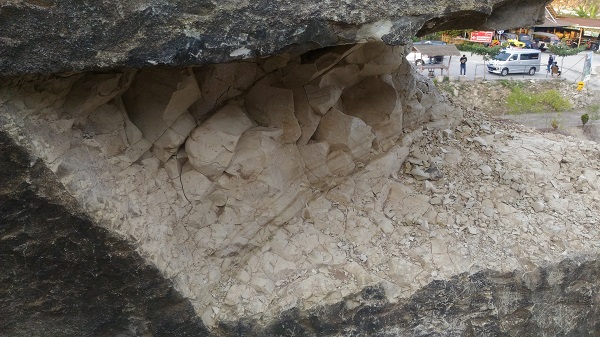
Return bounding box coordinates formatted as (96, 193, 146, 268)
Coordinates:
(456, 54, 561, 77)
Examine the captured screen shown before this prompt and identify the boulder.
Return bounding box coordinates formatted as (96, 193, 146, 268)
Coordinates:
(181, 162, 215, 201)
(64, 72, 134, 118)
(293, 87, 322, 145)
(185, 105, 254, 179)
(313, 108, 376, 162)
(342, 75, 403, 147)
(304, 84, 343, 116)
(298, 142, 332, 184)
(244, 83, 302, 144)
(152, 111, 197, 162)
(190, 63, 258, 120)
(218, 127, 309, 226)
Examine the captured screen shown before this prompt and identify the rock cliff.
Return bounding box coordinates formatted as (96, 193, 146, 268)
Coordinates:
(0, 0, 550, 76)
(3, 1, 600, 336)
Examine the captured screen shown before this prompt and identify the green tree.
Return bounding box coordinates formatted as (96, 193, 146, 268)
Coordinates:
(582, 113, 590, 125)
(548, 43, 586, 70)
(575, 4, 599, 17)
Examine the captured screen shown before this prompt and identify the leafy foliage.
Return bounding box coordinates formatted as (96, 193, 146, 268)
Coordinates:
(548, 44, 586, 57)
(581, 113, 590, 125)
(457, 43, 502, 60)
(551, 116, 561, 129)
(575, 4, 599, 17)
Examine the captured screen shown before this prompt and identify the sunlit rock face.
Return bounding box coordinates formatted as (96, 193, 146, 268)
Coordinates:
(4, 37, 600, 336)
(4, 1, 600, 335)
(0, 0, 550, 76)
(0, 42, 454, 330)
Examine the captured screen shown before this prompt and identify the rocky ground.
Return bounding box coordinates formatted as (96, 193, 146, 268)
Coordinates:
(438, 78, 600, 141)
(212, 78, 600, 327)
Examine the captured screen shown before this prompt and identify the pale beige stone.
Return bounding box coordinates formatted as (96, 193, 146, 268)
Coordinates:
(343, 43, 403, 77)
(313, 108, 375, 162)
(304, 84, 343, 116)
(224, 284, 256, 306)
(281, 62, 319, 88)
(403, 98, 428, 130)
(319, 64, 361, 90)
(218, 127, 309, 226)
(293, 87, 321, 145)
(298, 142, 332, 184)
(357, 146, 409, 180)
(244, 83, 301, 144)
(153, 111, 196, 162)
(311, 44, 363, 78)
(186, 105, 254, 179)
(84, 103, 129, 157)
(122, 68, 201, 143)
(180, 162, 215, 201)
(326, 150, 355, 177)
(191, 63, 257, 120)
(342, 75, 403, 146)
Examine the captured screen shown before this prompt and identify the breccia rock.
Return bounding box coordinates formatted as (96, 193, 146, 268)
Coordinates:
(0, 0, 549, 76)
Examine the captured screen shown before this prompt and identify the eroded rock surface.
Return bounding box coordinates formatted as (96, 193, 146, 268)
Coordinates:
(2, 39, 600, 336)
(0, 0, 550, 76)
(0, 131, 209, 337)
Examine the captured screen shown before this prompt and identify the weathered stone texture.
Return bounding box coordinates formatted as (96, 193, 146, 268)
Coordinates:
(0, 131, 209, 337)
(0, 0, 550, 76)
(3, 35, 600, 336)
(0, 43, 459, 328)
(216, 258, 600, 336)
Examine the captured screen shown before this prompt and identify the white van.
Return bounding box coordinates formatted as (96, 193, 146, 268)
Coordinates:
(487, 48, 541, 76)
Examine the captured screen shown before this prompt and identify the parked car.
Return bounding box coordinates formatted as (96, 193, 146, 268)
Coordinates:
(411, 40, 446, 65)
(501, 33, 531, 48)
(487, 48, 541, 76)
(528, 32, 560, 51)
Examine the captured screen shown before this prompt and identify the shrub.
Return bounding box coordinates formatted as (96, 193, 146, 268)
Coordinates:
(538, 90, 571, 112)
(582, 113, 590, 126)
(506, 88, 571, 114)
(506, 87, 541, 114)
(551, 117, 560, 129)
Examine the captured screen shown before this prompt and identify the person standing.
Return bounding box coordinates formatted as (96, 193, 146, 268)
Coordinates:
(459, 54, 467, 75)
(547, 54, 554, 73)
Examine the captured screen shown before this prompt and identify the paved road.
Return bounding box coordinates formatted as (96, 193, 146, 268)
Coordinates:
(413, 49, 600, 90)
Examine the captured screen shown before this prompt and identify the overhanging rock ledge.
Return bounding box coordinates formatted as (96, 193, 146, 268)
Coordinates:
(0, 0, 549, 76)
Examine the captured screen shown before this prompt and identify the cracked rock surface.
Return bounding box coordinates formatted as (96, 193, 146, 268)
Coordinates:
(2, 41, 600, 336)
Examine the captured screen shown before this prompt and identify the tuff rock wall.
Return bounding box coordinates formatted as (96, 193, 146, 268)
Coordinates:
(1, 42, 457, 328)
(3, 0, 600, 336)
(3, 41, 600, 336)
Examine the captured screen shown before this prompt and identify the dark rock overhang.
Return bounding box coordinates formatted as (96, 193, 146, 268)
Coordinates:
(0, 0, 550, 77)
